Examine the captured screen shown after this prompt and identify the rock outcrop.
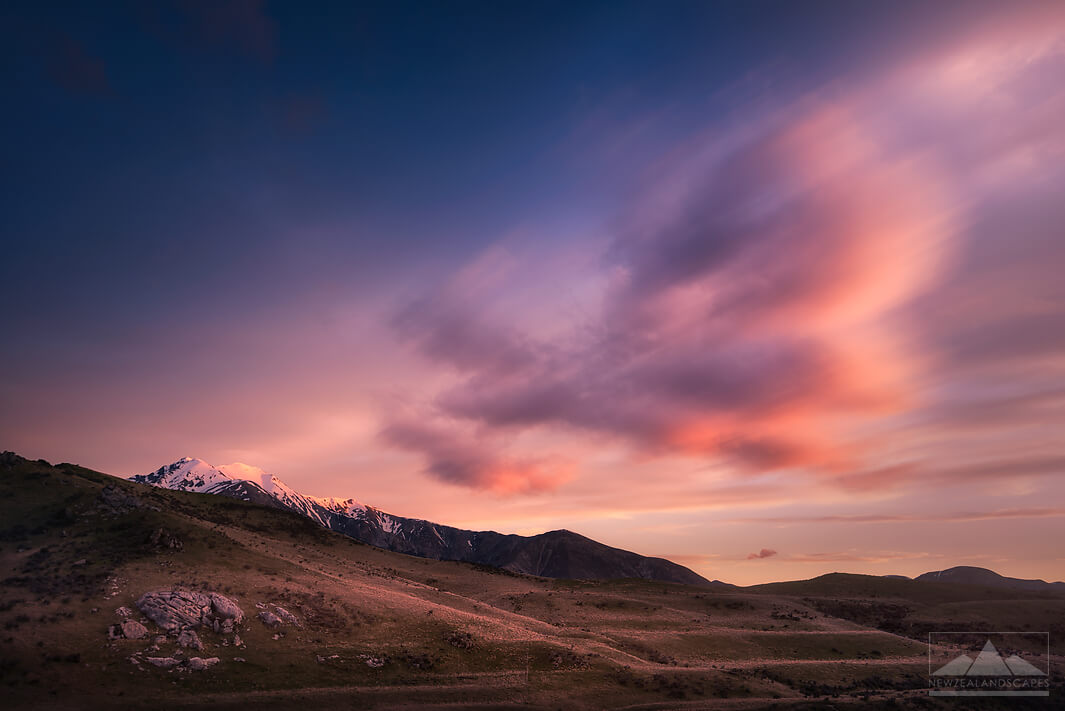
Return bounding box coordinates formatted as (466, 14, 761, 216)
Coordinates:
(135, 590, 244, 632)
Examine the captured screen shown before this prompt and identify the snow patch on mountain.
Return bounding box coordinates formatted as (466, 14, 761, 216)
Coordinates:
(131, 457, 360, 527)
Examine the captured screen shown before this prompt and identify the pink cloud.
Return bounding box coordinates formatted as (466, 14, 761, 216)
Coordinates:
(747, 548, 778, 560)
(380, 417, 572, 495)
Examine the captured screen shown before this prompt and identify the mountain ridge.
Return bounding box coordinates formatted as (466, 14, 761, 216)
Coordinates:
(914, 565, 1065, 591)
(130, 456, 711, 586)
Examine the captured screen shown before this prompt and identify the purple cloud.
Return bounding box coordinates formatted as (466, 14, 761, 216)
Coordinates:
(746, 548, 778, 560)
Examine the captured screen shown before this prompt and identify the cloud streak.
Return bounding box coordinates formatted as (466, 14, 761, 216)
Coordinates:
(384, 11, 1065, 501)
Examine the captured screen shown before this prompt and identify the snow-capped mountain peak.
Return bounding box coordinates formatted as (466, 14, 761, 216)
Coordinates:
(135, 457, 234, 493)
(130, 457, 363, 527)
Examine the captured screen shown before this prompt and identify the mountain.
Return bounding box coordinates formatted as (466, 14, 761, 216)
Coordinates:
(15, 451, 1042, 710)
(914, 565, 1065, 592)
(131, 457, 709, 585)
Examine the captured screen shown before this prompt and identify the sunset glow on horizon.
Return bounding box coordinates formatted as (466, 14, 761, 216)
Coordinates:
(3, 0, 1065, 586)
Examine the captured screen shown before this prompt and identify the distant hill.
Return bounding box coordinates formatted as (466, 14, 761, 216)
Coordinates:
(129, 456, 709, 586)
(915, 566, 1065, 592)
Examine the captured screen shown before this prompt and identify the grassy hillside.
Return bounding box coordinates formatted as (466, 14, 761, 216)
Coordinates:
(1, 454, 1062, 710)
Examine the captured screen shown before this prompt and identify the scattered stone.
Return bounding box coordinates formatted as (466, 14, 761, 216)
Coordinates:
(90, 607, 99, 614)
(233, 657, 245, 662)
(177, 630, 203, 650)
(187, 657, 220, 671)
(365, 657, 386, 668)
(153, 635, 167, 646)
(107, 624, 123, 641)
(96, 485, 156, 515)
(146, 657, 180, 669)
(272, 633, 281, 641)
(233, 634, 243, 647)
(73, 559, 87, 566)
(147, 528, 183, 551)
(115, 607, 133, 618)
(120, 619, 149, 640)
(258, 611, 282, 628)
(271, 606, 300, 627)
(221, 619, 234, 634)
(445, 631, 474, 649)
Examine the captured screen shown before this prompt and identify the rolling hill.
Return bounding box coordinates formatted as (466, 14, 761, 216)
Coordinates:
(2, 453, 1063, 710)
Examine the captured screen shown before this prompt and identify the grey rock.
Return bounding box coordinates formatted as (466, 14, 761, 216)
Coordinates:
(135, 590, 244, 632)
(146, 657, 180, 668)
(177, 629, 203, 650)
(208, 593, 244, 623)
(115, 606, 133, 618)
(271, 605, 300, 627)
(258, 610, 282, 628)
(107, 624, 123, 641)
(120, 619, 149, 640)
(233, 634, 243, 647)
(187, 657, 220, 671)
(136, 591, 211, 631)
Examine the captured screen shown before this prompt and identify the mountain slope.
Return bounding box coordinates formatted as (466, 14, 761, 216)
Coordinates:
(6, 452, 988, 710)
(915, 565, 1065, 591)
(131, 457, 708, 585)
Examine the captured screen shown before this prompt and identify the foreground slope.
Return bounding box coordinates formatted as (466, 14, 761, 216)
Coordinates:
(2, 453, 1064, 710)
(131, 457, 707, 585)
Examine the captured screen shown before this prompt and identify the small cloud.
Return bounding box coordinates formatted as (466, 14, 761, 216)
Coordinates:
(746, 548, 778, 560)
(380, 417, 572, 495)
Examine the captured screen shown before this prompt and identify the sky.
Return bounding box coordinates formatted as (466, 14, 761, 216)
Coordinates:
(2, 0, 1064, 586)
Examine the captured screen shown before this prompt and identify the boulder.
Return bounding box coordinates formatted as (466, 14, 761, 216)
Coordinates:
(177, 629, 203, 650)
(187, 657, 220, 671)
(257, 610, 282, 628)
(136, 591, 211, 631)
(135, 590, 244, 632)
(209, 593, 244, 623)
(120, 619, 149, 640)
